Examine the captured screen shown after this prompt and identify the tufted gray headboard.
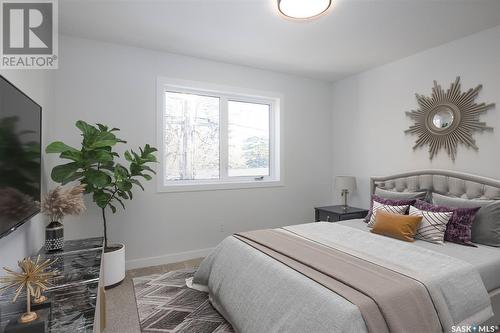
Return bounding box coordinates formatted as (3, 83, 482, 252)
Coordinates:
(370, 169, 500, 200)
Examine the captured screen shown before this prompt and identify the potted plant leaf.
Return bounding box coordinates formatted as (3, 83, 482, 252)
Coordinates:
(46, 121, 157, 287)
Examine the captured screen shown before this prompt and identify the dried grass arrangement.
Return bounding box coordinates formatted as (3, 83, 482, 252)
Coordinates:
(41, 185, 86, 222)
(0, 255, 59, 323)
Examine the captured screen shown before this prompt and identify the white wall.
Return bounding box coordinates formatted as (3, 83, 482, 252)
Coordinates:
(4, 26, 498, 271)
(331, 26, 500, 208)
(0, 70, 54, 269)
(52, 36, 333, 269)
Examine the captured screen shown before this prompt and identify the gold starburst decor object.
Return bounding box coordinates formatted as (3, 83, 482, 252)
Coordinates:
(405, 77, 495, 161)
(0, 256, 58, 324)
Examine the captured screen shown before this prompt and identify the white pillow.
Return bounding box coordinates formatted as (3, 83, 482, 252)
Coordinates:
(409, 206, 453, 244)
(368, 201, 409, 227)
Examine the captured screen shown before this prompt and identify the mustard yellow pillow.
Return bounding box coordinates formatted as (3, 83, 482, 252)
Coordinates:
(370, 211, 422, 242)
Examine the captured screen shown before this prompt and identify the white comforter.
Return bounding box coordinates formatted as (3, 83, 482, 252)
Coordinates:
(193, 222, 493, 332)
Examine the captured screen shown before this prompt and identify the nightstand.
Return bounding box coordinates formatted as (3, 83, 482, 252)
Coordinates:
(314, 205, 368, 222)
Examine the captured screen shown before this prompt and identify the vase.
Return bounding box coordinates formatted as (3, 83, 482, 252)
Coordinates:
(45, 221, 64, 252)
(103, 243, 125, 288)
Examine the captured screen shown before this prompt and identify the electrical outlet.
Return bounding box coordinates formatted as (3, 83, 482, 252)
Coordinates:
(219, 224, 224, 233)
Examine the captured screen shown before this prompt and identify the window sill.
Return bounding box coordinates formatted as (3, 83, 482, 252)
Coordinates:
(157, 180, 283, 193)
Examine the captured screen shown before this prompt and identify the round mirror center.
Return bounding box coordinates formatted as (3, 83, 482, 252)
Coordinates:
(432, 107, 454, 130)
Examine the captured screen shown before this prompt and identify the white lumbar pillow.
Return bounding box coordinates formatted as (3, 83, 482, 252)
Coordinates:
(409, 206, 453, 244)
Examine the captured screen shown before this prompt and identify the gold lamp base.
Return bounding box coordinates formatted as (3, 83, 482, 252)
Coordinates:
(18, 311, 38, 324)
(33, 295, 47, 304)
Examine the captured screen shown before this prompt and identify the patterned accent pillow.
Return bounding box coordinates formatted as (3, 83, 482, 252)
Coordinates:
(364, 195, 417, 222)
(367, 201, 409, 227)
(409, 206, 453, 244)
(414, 199, 480, 247)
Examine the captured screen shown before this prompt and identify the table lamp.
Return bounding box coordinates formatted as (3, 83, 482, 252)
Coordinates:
(335, 176, 357, 209)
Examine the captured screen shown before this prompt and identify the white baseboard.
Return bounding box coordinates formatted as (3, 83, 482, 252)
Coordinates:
(125, 247, 214, 270)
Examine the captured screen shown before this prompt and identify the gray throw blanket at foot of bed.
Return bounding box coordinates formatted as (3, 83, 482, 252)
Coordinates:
(193, 223, 493, 333)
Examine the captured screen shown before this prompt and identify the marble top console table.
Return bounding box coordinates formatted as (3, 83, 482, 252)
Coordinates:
(0, 237, 105, 333)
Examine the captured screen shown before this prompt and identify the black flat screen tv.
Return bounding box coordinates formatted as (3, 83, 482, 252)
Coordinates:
(0, 75, 41, 239)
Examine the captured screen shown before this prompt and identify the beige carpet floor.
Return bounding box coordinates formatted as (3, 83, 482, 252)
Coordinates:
(104, 258, 204, 333)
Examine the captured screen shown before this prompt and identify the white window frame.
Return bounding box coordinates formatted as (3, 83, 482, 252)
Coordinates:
(156, 77, 282, 192)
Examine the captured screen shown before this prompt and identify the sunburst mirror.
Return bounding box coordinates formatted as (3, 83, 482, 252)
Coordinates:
(405, 77, 495, 161)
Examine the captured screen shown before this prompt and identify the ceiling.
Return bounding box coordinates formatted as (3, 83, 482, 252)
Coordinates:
(60, 0, 500, 82)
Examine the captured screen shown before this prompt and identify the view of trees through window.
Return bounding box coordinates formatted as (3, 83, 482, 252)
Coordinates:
(164, 92, 220, 180)
(228, 101, 269, 177)
(164, 91, 270, 181)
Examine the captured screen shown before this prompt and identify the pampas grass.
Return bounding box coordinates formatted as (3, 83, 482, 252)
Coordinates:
(41, 185, 86, 222)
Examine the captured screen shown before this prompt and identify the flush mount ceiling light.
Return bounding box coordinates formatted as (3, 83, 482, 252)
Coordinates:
(278, 0, 332, 19)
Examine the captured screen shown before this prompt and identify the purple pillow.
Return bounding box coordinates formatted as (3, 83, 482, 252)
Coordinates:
(364, 195, 417, 222)
(414, 199, 480, 247)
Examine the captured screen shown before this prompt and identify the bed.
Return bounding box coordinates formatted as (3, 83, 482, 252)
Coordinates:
(192, 170, 500, 332)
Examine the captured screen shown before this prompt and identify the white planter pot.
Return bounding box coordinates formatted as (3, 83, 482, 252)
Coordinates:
(103, 243, 125, 288)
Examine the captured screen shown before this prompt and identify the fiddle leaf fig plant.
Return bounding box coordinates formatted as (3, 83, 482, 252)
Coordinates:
(46, 120, 157, 249)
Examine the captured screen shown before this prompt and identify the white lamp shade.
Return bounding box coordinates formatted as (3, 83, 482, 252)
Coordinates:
(335, 176, 356, 193)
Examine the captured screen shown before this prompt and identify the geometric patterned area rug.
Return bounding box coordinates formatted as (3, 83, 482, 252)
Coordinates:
(132, 268, 234, 333)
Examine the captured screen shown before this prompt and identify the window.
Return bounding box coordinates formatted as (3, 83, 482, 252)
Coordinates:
(157, 78, 281, 192)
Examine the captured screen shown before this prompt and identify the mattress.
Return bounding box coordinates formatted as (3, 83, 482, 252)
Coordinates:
(194, 222, 494, 331)
(339, 219, 500, 292)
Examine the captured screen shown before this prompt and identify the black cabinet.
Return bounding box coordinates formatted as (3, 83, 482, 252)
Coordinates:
(314, 205, 368, 222)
